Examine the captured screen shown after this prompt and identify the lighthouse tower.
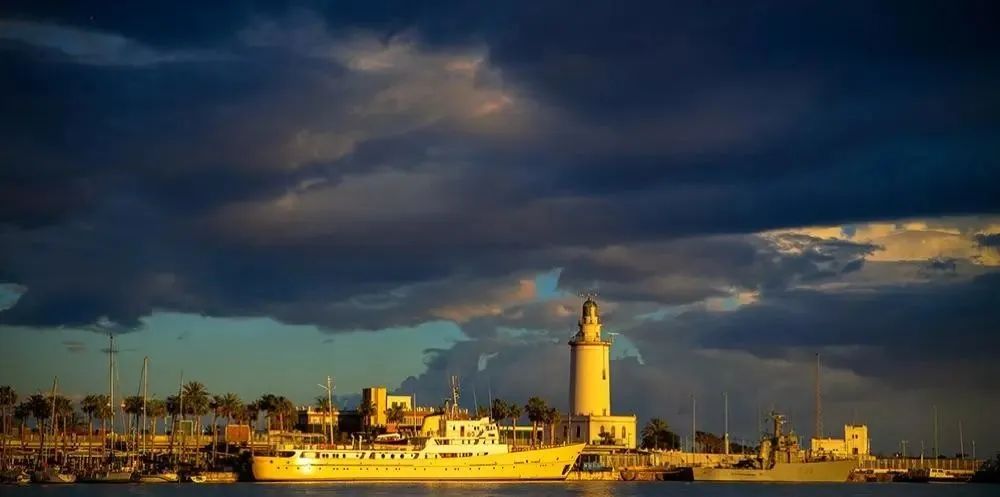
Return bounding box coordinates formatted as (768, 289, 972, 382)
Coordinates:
(569, 297, 611, 416)
(559, 296, 636, 448)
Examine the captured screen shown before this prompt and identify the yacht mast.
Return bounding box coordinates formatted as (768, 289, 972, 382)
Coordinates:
(109, 333, 114, 443)
(50, 377, 58, 438)
(141, 357, 148, 456)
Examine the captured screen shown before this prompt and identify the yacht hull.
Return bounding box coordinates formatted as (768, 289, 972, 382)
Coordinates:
(253, 444, 584, 481)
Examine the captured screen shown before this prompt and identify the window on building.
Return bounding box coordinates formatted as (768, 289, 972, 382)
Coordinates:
(576, 425, 581, 439)
(621, 426, 626, 440)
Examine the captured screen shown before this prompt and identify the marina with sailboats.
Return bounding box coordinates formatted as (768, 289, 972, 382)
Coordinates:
(1, 299, 997, 486)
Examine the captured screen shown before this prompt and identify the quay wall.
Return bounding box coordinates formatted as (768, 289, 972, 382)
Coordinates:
(861, 458, 982, 472)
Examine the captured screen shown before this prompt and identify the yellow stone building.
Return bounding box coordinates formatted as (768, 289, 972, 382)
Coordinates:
(557, 298, 637, 448)
(361, 386, 416, 428)
(810, 424, 871, 460)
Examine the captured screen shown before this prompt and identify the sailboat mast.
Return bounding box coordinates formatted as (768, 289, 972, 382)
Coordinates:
(50, 377, 58, 438)
(723, 391, 730, 455)
(109, 333, 114, 440)
(959, 420, 964, 459)
(933, 405, 939, 458)
(142, 357, 148, 456)
(691, 394, 697, 453)
(814, 353, 823, 439)
(177, 371, 184, 463)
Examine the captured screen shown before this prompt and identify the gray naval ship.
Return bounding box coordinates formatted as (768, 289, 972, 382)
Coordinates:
(691, 413, 857, 483)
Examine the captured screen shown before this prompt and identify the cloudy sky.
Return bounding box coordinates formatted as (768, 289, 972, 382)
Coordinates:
(2, 1, 998, 455)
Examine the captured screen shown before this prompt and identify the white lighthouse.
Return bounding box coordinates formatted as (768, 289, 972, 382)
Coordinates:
(559, 297, 637, 448)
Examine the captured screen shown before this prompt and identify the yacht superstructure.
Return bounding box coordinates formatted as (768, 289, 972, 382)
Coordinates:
(252, 415, 584, 481)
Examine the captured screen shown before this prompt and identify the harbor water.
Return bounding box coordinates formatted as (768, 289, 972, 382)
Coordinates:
(2, 482, 998, 497)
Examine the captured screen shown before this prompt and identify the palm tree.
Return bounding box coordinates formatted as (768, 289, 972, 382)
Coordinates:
(122, 395, 144, 439)
(165, 395, 181, 421)
(256, 394, 278, 432)
(542, 406, 560, 445)
(219, 394, 242, 425)
(210, 395, 224, 462)
(357, 400, 376, 436)
(27, 394, 50, 452)
(244, 401, 260, 454)
(507, 403, 522, 447)
(182, 381, 210, 438)
(525, 397, 548, 447)
(490, 399, 508, 423)
(89, 394, 112, 450)
(273, 396, 296, 432)
(386, 404, 406, 431)
(217, 393, 242, 449)
(80, 395, 100, 436)
(146, 399, 166, 435)
(165, 394, 180, 453)
(244, 401, 260, 431)
(14, 401, 30, 447)
(53, 395, 73, 444)
(0, 386, 16, 459)
(182, 381, 209, 433)
(490, 398, 509, 443)
(641, 418, 678, 450)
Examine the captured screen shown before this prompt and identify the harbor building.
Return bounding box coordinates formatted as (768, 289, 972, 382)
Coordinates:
(557, 297, 637, 448)
(811, 424, 872, 459)
(361, 386, 413, 427)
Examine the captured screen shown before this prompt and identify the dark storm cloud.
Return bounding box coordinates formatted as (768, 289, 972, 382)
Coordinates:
(1, 0, 998, 343)
(688, 272, 1000, 385)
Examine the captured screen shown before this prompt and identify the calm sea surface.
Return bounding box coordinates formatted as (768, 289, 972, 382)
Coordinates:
(1, 482, 996, 497)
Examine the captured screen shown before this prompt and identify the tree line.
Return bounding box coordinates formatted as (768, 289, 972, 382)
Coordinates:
(0, 383, 317, 448)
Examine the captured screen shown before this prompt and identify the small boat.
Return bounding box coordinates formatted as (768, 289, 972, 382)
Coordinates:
(78, 469, 135, 483)
(1, 470, 32, 484)
(928, 468, 973, 483)
(189, 471, 239, 483)
(373, 432, 409, 445)
(32, 467, 77, 484)
(133, 471, 179, 483)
